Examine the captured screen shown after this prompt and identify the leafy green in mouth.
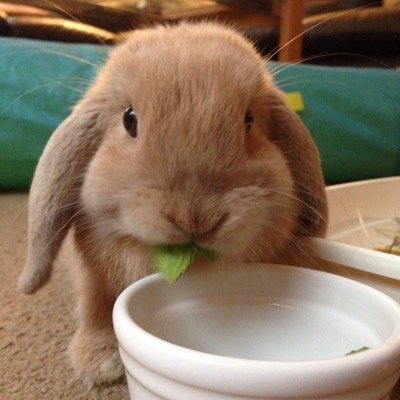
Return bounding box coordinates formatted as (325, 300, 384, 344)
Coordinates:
(152, 243, 217, 283)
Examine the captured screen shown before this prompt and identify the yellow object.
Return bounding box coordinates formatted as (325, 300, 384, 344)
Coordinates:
(284, 92, 305, 112)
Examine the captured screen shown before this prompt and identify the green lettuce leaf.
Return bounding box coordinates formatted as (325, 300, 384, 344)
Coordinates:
(152, 243, 217, 283)
(345, 346, 370, 356)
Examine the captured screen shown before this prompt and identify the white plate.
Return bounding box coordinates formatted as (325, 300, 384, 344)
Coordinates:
(309, 177, 400, 301)
(327, 176, 400, 250)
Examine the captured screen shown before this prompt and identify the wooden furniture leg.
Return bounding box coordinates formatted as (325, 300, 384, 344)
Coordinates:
(278, 0, 304, 62)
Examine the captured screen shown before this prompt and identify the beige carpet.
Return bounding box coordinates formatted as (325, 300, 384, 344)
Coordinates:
(1, 192, 399, 400)
(0, 193, 129, 399)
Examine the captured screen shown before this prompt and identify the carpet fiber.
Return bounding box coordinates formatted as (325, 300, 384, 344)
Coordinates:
(0, 193, 129, 399)
(1, 193, 399, 399)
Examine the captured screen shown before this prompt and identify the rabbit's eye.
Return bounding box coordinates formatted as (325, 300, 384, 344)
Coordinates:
(123, 106, 138, 137)
(245, 110, 253, 133)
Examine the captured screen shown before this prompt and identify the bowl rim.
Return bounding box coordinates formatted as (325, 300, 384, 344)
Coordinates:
(113, 263, 400, 397)
(326, 175, 399, 192)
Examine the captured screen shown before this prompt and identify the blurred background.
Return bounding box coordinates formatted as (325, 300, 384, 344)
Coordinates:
(0, 0, 399, 67)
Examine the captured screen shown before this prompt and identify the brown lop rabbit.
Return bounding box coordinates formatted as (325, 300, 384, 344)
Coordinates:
(18, 22, 327, 387)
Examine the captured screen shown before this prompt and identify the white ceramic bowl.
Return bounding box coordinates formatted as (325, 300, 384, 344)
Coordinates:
(113, 263, 400, 400)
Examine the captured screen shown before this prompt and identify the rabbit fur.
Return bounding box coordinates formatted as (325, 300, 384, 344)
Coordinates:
(18, 22, 327, 386)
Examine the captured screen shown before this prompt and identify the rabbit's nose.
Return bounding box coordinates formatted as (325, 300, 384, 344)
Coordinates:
(167, 211, 228, 241)
(190, 212, 229, 241)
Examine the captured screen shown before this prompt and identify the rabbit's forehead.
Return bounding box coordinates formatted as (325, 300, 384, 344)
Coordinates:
(111, 28, 269, 110)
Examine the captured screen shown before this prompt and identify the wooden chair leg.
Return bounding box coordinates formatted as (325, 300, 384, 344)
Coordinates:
(278, 0, 304, 62)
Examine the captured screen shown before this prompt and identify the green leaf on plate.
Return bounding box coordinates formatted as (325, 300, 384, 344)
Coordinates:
(345, 346, 370, 356)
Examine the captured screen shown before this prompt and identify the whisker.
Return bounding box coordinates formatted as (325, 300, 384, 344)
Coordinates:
(40, 0, 113, 46)
(43, 78, 88, 94)
(35, 48, 104, 69)
(268, 187, 328, 227)
(0, 46, 105, 68)
(269, 52, 392, 78)
(265, 1, 382, 64)
(1, 82, 63, 117)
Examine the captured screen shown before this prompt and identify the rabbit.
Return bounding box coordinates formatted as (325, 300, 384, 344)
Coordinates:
(17, 22, 327, 387)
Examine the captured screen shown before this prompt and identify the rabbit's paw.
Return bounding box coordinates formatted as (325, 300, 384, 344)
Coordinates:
(68, 326, 124, 388)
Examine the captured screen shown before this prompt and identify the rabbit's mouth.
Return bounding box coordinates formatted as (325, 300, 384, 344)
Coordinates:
(151, 243, 218, 283)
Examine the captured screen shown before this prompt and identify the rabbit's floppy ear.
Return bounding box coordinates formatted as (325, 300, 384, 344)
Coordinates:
(266, 88, 328, 237)
(18, 87, 107, 294)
